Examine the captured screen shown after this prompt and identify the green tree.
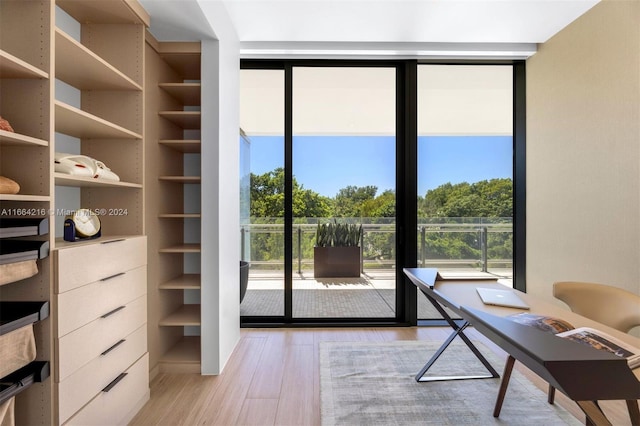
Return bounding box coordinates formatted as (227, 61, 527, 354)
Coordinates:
(417, 178, 513, 261)
(250, 168, 332, 218)
(333, 185, 378, 217)
(419, 178, 512, 218)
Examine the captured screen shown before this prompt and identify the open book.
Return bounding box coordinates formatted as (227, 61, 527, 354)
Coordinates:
(508, 313, 640, 369)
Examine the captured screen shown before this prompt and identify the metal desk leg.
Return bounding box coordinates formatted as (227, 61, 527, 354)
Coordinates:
(415, 291, 500, 382)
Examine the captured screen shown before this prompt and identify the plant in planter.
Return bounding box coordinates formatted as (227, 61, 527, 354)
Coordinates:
(314, 220, 363, 278)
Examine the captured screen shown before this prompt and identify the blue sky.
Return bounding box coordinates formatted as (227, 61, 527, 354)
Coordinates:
(246, 135, 512, 197)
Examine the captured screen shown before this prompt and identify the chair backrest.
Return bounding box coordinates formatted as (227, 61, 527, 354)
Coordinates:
(553, 281, 640, 333)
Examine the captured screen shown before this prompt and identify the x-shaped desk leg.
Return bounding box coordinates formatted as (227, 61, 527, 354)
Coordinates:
(415, 290, 500, 382)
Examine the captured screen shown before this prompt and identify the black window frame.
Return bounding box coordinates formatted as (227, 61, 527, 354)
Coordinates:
(240, 59, 526, 328)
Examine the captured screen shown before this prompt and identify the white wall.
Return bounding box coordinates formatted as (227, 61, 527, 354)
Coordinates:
(526, 0, 640, 306)
(199, 2, 241, 375)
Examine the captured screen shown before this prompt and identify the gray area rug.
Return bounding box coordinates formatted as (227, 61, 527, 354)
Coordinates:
(320, 340, 581, 426)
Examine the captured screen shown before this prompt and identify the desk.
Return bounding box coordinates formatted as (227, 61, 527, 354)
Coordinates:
(403, 268, 640, 426)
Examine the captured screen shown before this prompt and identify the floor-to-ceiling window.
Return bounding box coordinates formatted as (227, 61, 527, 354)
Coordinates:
(416, 64, 515, 320)
(240, 60, 525, 326)
(292, 66, 397, 319)
(239, 68, 285, 318)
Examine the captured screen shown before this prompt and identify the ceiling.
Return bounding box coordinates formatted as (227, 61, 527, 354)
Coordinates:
(141, 0, 600, 58)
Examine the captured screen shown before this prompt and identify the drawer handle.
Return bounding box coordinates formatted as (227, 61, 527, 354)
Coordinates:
(100, 272, 125, 282)
(101, 238, 125, 245)
(102, 372, 127, 393)
(101, 305, 125, 318)
(101, 339, 126, 356)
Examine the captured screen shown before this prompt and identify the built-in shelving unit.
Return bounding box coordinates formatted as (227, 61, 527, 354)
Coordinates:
(146, 35, 202, 374)
(49, 1, 150, 424)
(0, 1, 53, 424)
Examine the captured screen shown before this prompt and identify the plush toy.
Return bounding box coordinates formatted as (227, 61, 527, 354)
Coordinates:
(0, 116, 14, 132)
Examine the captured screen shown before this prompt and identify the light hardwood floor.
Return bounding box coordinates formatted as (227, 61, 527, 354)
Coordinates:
(130, 327, 633, 425)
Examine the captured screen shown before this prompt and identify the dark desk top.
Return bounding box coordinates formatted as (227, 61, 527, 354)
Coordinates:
(403, 267, 640, 398)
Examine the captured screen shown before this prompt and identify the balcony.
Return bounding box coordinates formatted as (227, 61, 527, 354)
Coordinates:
(240, 218, 513, 318)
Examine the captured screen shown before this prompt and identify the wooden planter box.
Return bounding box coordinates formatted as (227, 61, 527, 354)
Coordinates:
(313, 246, 361, 278)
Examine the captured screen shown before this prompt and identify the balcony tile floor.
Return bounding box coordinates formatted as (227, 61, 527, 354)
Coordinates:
(241, 269, 512, 318)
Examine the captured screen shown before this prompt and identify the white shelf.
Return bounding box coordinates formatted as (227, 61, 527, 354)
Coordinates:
(54, 173, 142, 188)
(0, 130, 48, 147)
(159, 274, 201, 290)
(0, 49, 48, 79)
(158, 140, 201, 153)
(159, 304, 200, 326)
(55, 101, 142, 140)
(55, 28, 141, 91)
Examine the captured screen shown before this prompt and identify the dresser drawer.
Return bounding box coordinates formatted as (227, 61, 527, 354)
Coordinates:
(57, 296, 146, 381)
(58, 325, 147, 424)
(64, 353, 149, 426)
(56, 236, 147, 293)
(57, 266, 146, 337)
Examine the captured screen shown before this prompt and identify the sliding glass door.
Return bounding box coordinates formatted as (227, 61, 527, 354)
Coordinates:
(292, 66, 397, 319)
(240, 60, 525, 325)
(416, 65, 515, 320)
(240, 63, 399, 322)
(239, 69, 285, 318)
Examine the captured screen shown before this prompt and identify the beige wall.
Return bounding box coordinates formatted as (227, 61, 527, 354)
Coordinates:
(526, 0, 640, 307)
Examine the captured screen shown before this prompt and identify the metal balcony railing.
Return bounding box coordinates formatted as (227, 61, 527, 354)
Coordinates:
(240, 217, 513, 275)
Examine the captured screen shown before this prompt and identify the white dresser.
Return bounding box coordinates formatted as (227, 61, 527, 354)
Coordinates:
(54, 236, 149, 425)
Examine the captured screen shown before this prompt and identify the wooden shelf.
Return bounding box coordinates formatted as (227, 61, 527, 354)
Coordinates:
(159, 244, 201, 253)
(159, 274, 201, 290)
(158, 176, 201, 184)
(158, 111, 201, 129)
(0, 49, 48, 79)
(55, 101, 142, 140)
(159, 304, 200, 326)
(160, 336, 200, 364)
(55, 28, 142, 91)
(54, 173, 142, 188)
(0, 130, 48, 147)
(158, 139, 201, 153)
(0, 194, 50, 202)
(159, 83, 201, 105)
(56, 0, 150, 26)
(158, 46, 200, 80)
(158, 213, 201, 219)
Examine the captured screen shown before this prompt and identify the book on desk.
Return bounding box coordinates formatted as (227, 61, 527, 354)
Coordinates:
(508, 312, 640, 369)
